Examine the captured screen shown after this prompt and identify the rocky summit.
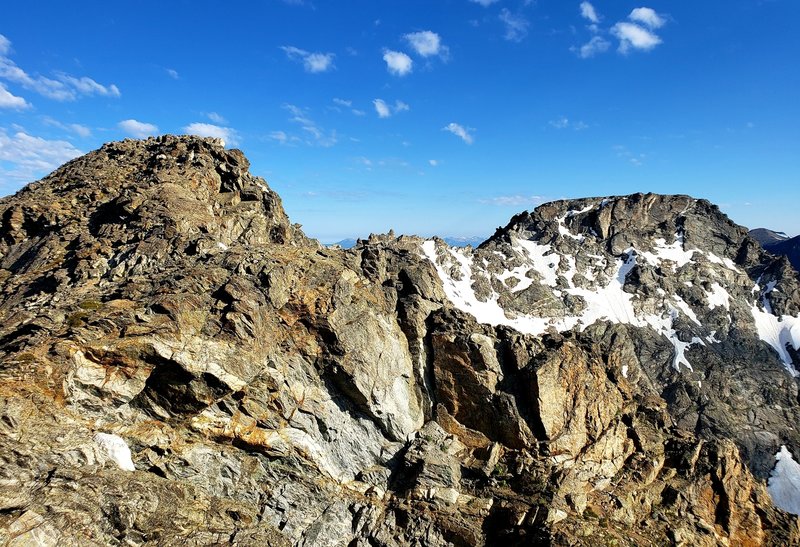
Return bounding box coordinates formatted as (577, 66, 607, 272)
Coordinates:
(1, 135, 800, 546)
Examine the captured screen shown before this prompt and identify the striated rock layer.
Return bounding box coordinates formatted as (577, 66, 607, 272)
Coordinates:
(1, 135, 799, 546)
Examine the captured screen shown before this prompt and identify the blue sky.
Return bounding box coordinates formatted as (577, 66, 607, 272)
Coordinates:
(1, 0, 798, 242)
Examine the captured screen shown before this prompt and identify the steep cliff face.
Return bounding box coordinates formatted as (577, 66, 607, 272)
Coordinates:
(1, 136, 799, 546)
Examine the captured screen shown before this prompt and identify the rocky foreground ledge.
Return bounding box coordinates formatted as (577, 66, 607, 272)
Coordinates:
(1, 135, 799, 546)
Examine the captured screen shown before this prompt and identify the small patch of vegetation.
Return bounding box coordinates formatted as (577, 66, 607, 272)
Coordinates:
(78, 299, 103, 310)
(67, 311, 90, 327)
(493, 462, 508, 476)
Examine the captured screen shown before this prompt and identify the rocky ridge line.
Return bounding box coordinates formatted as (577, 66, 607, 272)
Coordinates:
(0, 136, 799, 546)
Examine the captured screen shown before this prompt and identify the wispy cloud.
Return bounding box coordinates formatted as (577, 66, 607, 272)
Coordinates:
(118, 119, 159, 138)
(580, 2, 600, 24)
(499, 9, 530, 42)
(206, 112, 227, 124)
(183, 122, 240, 146)
(166, 68, 179, 79)
(0, 34, 120, 101)
(549, 116, 589, 130)
(332, 97, 364, 116)
(0, 82, 29, 109)
(405, 31, 448, 59)
(443, 122, 474, 144)
(283, 104, 337, 147)
(469, 0, 499, 6)
(575, 36, 610, 58)
(42, 116, 91, 137)
(429, 159, 439, 167)
(480, 195, 546, 207)
(280, 46, 335, 73)
(383, 50, 413, 76)
(373, 98, 410, 118)
(614, 144, 646, 166)
(0, 128, 82, 185)
(268, 130, 300, 145)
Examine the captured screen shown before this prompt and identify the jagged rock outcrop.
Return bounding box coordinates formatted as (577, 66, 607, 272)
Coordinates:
(1, 136, 799, 546)
(751, 228, 800, 274)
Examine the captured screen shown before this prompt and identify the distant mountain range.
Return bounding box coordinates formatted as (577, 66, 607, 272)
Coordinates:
(750, 228, 800, 271)
(329, 236, 485, 249)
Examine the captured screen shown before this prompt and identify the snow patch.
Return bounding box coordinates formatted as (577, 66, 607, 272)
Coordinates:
(639, 232, 696, 270)
(705, 252, 740, 271)
(751, 301, 800, 377)
(423, 239, 714, 374)
(94, 432, 136, 471)
(705, 283, 731, 311)
(565, 253, 640, 328)
(672, 295, 701, 326)
(516, 239, 561, 287)
(556, 205, 593, 241)
(768, 445, 800, 515)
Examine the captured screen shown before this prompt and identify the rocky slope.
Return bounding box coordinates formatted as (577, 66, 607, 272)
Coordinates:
(1, 136, 799, 546)
(751, 229, 800, 273)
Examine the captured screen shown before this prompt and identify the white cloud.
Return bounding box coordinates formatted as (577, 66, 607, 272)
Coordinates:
(405, 31, 447, 58)
(580, 2, 600, 24)
(206, 112, 227, 124)
(443, 122, 474, 145)
(480, 195, 546, 207)
(499, 9, 529, 42)
(118, 119, 159, 138)
(611, 22, 662, 53)
(429, 159, 438, 167)
(0, 36, 120, 101)
(0, 82, 29, 109)
(283, 104, 337, 147)
(629, 7, 666, 29)
(268, 130, 289, 144)
(0, 128, 82, 185)
(614, 144, 646, 166)
(394, 100, 410, 113)
(549, 117, 589, 130)
(42, 117, 91, 137)
(70, 124, 91, 137)
(54, 74, 120, 98)
(280, 46, 335, 73)
(470, 0, 499, 6)
(373, 99, 391, 118)
(332, 98, 364, 116)
(183, 122, 239, 146)
(0, 35, 10, 56)
(577, 36, 611, 58)
(166, 68, 179, 79)
(373, 99, 410, 118)
(383, 50, 413, 76)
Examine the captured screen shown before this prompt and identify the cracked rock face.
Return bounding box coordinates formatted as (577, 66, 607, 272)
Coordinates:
(1, 136, 799, 546)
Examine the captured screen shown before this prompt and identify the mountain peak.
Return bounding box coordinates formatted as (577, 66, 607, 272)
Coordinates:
(1, 135, 307, 256)
(2, 142, 800, 545)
